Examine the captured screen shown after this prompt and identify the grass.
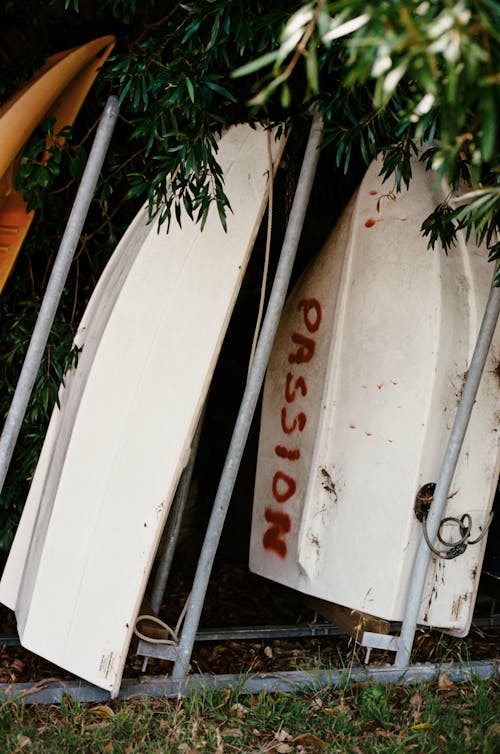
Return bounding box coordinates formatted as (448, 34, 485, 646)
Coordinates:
(0, 676, 498, 753)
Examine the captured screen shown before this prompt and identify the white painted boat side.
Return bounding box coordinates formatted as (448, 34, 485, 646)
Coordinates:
(250, 157, 499, 635)
(1, 124, 286, 695)
(0, 206, 151, 611)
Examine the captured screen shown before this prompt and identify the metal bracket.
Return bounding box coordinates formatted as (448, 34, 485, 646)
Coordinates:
(360, 631, 400, 652)
(137, 641, 179, 662)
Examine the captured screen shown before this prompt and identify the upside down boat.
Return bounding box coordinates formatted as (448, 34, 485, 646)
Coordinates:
(0, 35, 115, 291)
(0, 124, 286, 695)
(250, 156, 500, 636)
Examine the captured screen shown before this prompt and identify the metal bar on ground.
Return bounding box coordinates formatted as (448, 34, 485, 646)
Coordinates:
(3, 607, 499, 651)
(0, 661, 497, 704)
(395, 267, 500, 668)
(0, 95, 120, 494)
(171, 112, 324, 680)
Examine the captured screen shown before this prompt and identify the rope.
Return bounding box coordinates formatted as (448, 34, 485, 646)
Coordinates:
(422, 511, 493, 559)
(134, 592, 191, 645)
(247, 129, 275, 375)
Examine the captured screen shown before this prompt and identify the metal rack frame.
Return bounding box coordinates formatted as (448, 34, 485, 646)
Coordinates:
(135, 113, 500, 687)
(1, 109, 498, 703)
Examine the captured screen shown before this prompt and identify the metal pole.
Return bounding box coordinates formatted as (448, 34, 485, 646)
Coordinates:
(172, 113, 324, 680)
(150, 408, 205, 614)
(0, 96, 120, 494)
(395, 268, 500, 668)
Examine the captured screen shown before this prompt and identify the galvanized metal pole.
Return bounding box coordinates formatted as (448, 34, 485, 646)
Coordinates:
(395, 268, 500, 668)
(150, 409, 205, 615)
(1, 660, 498, 704)
(0, 96, 120, 494)
(172, 113, 324, 680)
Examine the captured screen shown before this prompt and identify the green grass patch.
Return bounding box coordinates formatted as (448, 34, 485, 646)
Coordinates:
(0, 677, 498, 753)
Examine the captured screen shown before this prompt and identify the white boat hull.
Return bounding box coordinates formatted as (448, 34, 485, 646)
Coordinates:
(250, 157, 499, 636)
(0, 124, 286, 695)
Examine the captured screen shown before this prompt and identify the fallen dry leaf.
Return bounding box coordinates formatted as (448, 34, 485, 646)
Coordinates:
(309, 695, 323, 710)
(103, 743, 113, 754)
(87, 704, 115, 719)
(275, 729, 293, 742)
(323, 703, 354, 719)
(275, 744, 292, 754)
(215, 726, 223, 754)
(230, 702, 248, 719)
(84, 722, 115, 732)
(293, 732, 327, 748)
(486, 722, 500, 738)
(375, 728, 393, 740)
(222, 728, 243, 738)
(410, 722, 432, 731)
(409, 689, 423, 722)
(409, 690, 422, 710)
(438, 672, 454, 692)
(461, 717, 478, 726)
(11, 659, 26, 674)
(15, 735, 32, 749)
(264, 645, 273, 659)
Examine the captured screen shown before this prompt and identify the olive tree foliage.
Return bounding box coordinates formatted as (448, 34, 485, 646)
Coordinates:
(106, 1, 292, 231)
(103, 0, 498, 270)
(231, 0, 499, 267)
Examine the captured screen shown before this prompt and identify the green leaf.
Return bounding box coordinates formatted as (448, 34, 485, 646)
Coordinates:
(480, 94, 497, 162)
(231, 51, 280, 79)
(421, 203, 457, 253)
(185, 76, 195, 103)
(305, 43, 319, 95)
(217, 200, 228, 233)
(35, 166, 50, 189)
(182, 20, 202, 45)
(488, 241, 500, 262)
(204, 81, 237, 102)
(207, 12, 220, 50)
(280, 82, 291, 108)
